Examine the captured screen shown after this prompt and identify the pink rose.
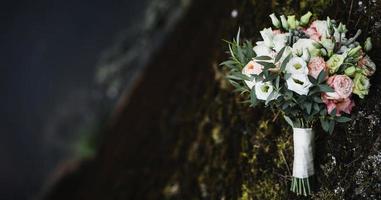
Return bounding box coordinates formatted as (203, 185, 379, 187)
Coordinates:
(308, 57, 327, 79)
(304, 21, 321, 41)
(325, 75, 354, 100)
(322, 95, 355, 116)
(242, 60, 263, 75)
(358, 55, 376, 76)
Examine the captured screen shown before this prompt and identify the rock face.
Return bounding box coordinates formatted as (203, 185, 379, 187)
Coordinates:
(44, 0, 381, 199)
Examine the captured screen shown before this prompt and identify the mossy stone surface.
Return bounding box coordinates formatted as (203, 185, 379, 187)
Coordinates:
(44, 0, 381, 199)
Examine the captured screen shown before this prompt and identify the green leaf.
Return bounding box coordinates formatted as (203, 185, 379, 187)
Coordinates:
(308, 86, 320, 95)
(305, 101, 312, 114)
(284, 115, 294, 128)
(236, 45, 245, 64)
(313, 102, 320, 111)
(308, 75, 317, 85)
(330, 108, 337, 116)
(320, 108, 327, 115)
(255, 56, 273, 60)
(282, 101, 290, 109)
(328, 120, 335, 134)
(280, 54, 292, 72)
(265, 91, 276, 105)
(336, 116, 351, 123)
(275, 76, 280, 89)
(318, 84, 335, 92)
(228, 71, 251, 81)
(313, 96, 323, 103)
(236, 27, 241, 45)
(275, 46, 286, 63)
(317, 70, 327, 84)
(284, 73, 292, 80)
(264, 73, 277, 82)
(256, 61, 276, 69)
(228, 44, 238, 63)
(250, 86, 258, 106)
(220, 60, 238, 69)
(228, 79, 241, 88)
(320, 118, 329, 132)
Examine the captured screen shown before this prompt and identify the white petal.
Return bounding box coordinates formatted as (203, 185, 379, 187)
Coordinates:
(285, 57, 308, 75)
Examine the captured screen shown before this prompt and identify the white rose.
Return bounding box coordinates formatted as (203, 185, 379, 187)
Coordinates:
(260, 27, 274, 48)
(314, 20, 328, 38)
(255, 81, 279, 101)
(292, 39, 317, 56)
(285, 57, 309, 74)
(273, 33, 289, 52)
(286, 73, 312, 95)
(253, 44, 273, 57)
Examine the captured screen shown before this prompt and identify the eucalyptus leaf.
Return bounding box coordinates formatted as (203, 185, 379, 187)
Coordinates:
(336, 116, 351, 123)
(275, 46, 286, 63)
(280, 54, 292, 72)
(284, 73, 292, 80)
(328, 120, 335, 134)
(313, 96, 323, 103)
(305, 101, 312, 114)
(284, 115, 294, 128)
(256, 61, 276, 69)
(330, 108, 337, 116)
(250, 86, 258, 106)
(308, 75, 317, 85)
(220, 60, 238, 69)
(320, 118, 329, 132)
(317, 70, 327, 84)
(318, 84, 335, 92)
(255, 56, 273, 60)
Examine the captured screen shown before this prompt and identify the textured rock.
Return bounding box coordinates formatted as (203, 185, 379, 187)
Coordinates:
(44, 0, 381, 199)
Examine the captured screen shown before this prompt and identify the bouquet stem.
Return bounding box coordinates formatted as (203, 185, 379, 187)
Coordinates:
(290, 128, 314, 196)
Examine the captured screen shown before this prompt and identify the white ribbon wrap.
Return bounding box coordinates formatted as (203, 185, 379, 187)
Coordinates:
(292, 128, 315, 178)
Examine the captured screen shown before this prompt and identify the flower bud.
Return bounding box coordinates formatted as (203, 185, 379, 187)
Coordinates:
(347, 46, 362, 59)
(287, 15, 297, 29)
(280, 15, 289, 30)
(364, 37, 372, 52)
(300, 11, 312, 26)
(344, 66, 356, 77)
(269, 13, 281, 28)
(337, 23, 348, 34)
(301, 48, 311, 62)
(327, 17, 334, 36)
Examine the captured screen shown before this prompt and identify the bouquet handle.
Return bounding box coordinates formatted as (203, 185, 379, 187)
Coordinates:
(290, 128, 314, 196)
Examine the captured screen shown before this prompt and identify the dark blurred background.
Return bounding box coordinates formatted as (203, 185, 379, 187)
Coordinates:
(0, 0, 150, 199)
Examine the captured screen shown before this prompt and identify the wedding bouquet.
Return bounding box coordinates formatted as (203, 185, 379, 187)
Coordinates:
(221, 12, 376, 196)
